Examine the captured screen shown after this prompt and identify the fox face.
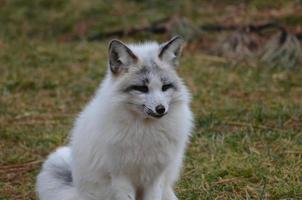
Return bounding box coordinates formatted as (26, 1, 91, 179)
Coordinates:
(108, 36, 186, 119)
(120, 63, 181, 119)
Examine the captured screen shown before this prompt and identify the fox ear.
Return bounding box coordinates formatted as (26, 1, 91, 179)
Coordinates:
(108, 40, 138, 75)
(159, 36, 184, 67)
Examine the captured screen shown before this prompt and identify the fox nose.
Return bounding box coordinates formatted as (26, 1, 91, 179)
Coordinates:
(155, 105, 166, 115)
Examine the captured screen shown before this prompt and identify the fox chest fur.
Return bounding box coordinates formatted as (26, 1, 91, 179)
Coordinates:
(103, 118, 180, 185)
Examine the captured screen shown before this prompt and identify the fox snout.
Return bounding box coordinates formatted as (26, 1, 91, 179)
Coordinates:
(144, 104, 167, 118)
(155, 105, 166, 115)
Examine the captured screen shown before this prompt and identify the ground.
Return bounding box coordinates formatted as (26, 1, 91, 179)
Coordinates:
(0, 0, 301, 199)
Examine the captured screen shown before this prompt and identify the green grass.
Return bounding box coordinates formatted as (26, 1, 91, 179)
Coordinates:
(0, 1, 302, 199)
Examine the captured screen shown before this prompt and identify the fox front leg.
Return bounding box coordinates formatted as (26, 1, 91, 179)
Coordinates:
(143, 177, 164, 200)
(109, 176, 135, 200)
(162, 185, 178, 200)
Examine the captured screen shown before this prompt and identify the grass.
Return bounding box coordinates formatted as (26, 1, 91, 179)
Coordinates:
(0, 0, 302, 199)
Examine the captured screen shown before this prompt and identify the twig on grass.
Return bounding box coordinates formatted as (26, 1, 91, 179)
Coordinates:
(0, 160, 42, 171)
(0, 160, 42, 182)
(283, 150, 302, 154)
(213, 177, 241, 185)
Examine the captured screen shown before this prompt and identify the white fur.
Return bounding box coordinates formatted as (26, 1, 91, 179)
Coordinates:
(36, 38, 193, 200)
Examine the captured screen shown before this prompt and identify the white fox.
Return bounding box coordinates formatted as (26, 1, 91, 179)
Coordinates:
(36, 36, 193, 200)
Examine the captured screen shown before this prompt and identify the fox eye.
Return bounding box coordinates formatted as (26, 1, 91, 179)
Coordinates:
(130, 85, 149, 93)
(162, 83, 174, 92)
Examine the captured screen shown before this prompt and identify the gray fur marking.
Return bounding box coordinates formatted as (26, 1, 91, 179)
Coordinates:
(121, 60, 178, 93)
(50, 163, 73, 186)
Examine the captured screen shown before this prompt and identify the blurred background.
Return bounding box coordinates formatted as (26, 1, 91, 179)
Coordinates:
(0, 0, 301, 199)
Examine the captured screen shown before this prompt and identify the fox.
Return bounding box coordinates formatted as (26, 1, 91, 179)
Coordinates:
(36, 36, 193, 200)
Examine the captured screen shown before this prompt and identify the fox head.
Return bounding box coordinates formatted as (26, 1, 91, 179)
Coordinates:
(107, 36, 189, 120)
